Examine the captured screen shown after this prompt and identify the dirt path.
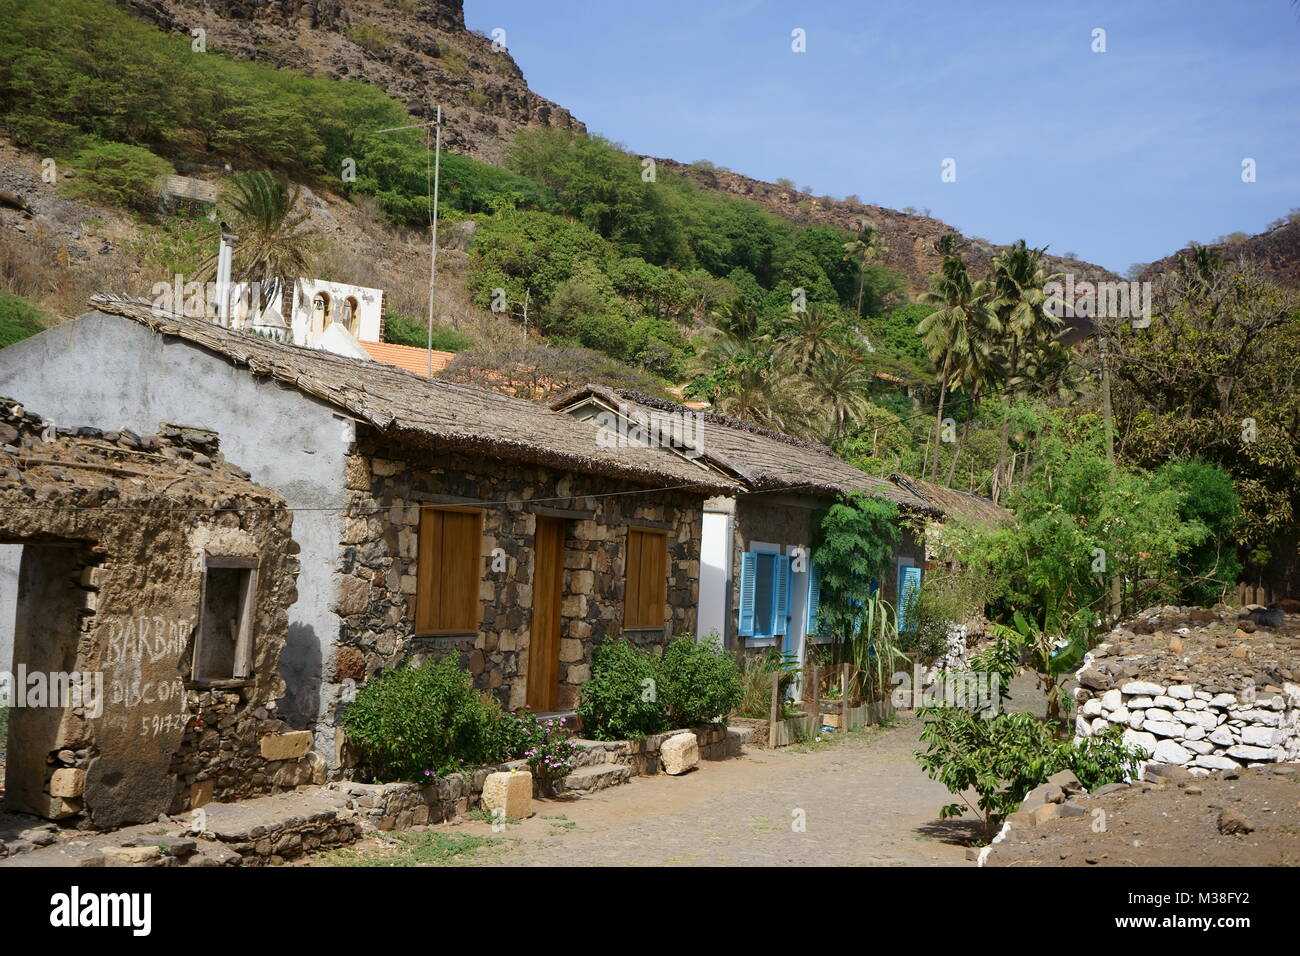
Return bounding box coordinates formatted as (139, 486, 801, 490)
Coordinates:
(322, 715, 977, 867)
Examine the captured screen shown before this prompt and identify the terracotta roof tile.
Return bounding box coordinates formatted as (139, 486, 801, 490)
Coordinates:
(359, 340, 455, 376)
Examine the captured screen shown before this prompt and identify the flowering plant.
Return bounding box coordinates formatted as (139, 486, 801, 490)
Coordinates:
(508, 712, 580, 781)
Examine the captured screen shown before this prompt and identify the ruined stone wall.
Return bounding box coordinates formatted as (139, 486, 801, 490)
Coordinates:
(0, 401, 304, 827)
(332, 433, 705, 715)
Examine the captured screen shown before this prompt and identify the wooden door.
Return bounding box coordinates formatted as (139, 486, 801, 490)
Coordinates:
(526, 516, 565, 711)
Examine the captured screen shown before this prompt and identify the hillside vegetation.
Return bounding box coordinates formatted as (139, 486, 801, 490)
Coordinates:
(1, 0, 1297, 607)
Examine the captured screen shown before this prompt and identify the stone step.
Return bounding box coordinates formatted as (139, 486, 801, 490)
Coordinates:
(553, 763, 632, 795)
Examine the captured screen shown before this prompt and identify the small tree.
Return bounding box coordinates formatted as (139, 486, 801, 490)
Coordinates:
(62, 141, 173, 211)
(206, 170, 316, 315)
(916, 708, 1063, 843)
(812, 492, 900, 643)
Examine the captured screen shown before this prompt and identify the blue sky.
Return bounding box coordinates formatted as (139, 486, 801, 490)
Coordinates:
(466, 0, 1299, 274)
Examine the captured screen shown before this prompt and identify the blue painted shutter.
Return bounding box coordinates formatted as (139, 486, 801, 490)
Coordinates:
(772, 555, 791, 636)
(738, 552, 757, 637)
(806, 563, 821, 636)
(898, 565, 922, 633)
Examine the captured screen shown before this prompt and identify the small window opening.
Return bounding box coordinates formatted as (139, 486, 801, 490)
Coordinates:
(193, 557, 257, 683)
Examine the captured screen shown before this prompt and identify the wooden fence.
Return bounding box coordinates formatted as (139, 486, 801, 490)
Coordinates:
(766, 662, 896, 748)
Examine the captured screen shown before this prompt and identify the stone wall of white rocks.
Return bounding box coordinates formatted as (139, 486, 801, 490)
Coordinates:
(924, 624, 970, 684)
(1073, 665, 1300, 773)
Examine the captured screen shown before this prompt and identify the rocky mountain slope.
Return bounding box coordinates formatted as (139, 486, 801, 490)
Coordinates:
(656, 158, 1119, 293)
(117, 0, 584, 166)
(1140, 217, 1300, 289)
(113, 0, 1118, 293)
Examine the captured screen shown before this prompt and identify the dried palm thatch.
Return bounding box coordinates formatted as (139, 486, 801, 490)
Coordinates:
(550, 384, 940, 512)
(887, 473, 1010, 528)
(86, 295, 740, 495)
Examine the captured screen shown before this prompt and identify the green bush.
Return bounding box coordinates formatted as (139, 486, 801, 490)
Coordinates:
(494, 711, 581, 782)
(1154, 458, 1242, 605)
(382, 312, 475, 352)
(1066, 725, 1146, 791)
(347, 23, 393, 56)
(0, 292, 50, 348)
(340, 657, 500, 778)
(62, 141, 173, 211)
(577, 640, 666, 741)
(656, 637, 742, 728)
(578, 637, 742, 740)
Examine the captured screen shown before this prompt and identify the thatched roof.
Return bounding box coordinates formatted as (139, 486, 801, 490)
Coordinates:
(550, 384, 937, 512)
(887, 474, 1011, 527)
(85, 296, 739, 494)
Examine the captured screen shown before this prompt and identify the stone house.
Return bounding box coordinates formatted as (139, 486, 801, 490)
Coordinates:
(0, 295, 737, 768)
(551, 386, 938, 667)
(0, 399, 309, 828)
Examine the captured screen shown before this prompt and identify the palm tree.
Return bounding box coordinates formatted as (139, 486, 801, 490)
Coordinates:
(988, 240, 1063, 502)
(710, 297, 762, 339)
(842, 223, 887, 319)
(691, 330, 818, 437)
(202, 171, 316, 315)
(776, 303, 847, 373)
(809, 349, 877, 442)
(918, 256, 996, 481)
(941, 306, 1003, 487)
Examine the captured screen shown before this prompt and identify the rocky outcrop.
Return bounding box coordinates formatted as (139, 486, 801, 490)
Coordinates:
(115, 0, 584, 165)
(656, 158, 1121, 295)
(1140, 219, 1300, 290)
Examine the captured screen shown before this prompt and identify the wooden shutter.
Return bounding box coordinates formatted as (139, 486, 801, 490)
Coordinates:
(738, 551, 757, 637)
(806, 562, 821, 636)
(624, 528, 667, 628)
(772, 554, 790, 636)
(416, 507, 482, 633)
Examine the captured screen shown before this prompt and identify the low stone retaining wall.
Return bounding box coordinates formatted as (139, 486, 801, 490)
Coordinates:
(571, 724, 745, 775)
(729, 717, 771, 747)
(332, 724, 753, 821)
(1075, 662, 1300, 772)
(2, 724, 756, 865)
(1073, 606, 1300, 773)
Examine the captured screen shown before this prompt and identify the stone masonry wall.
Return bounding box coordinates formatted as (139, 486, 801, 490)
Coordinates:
(332, 433, 705, 717)
(1075, 674, 1300, 772)
(1074, 605, 1300, 773)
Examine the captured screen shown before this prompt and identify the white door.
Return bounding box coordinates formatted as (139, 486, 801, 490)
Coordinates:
(698, 512, 730, 645)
